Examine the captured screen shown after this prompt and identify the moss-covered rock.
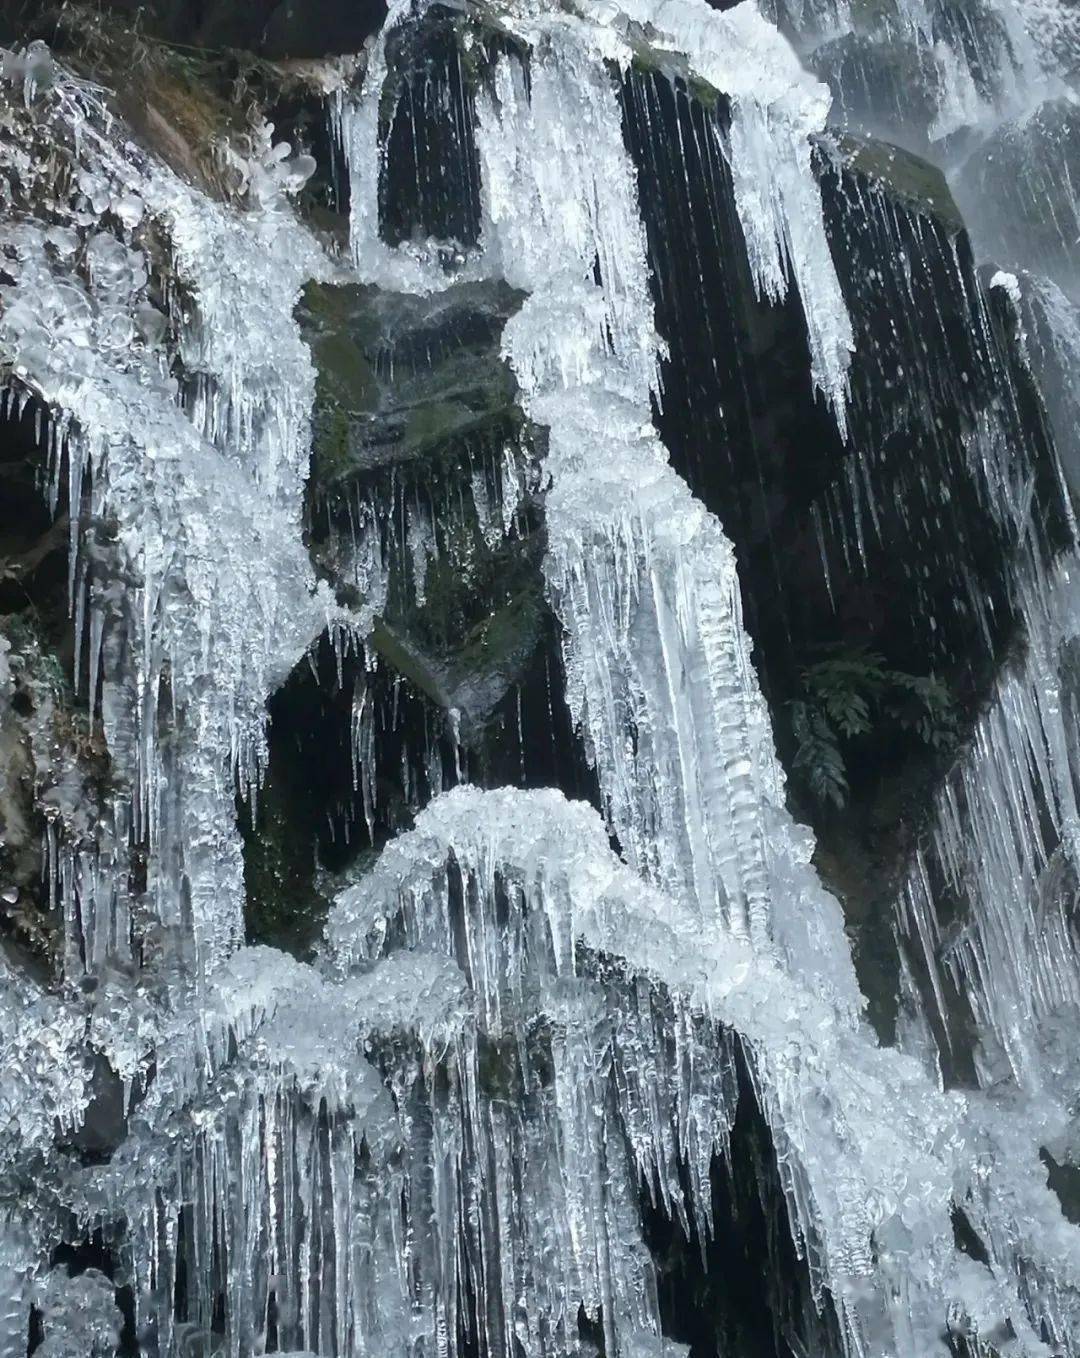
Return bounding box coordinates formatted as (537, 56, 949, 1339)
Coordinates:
(826, 129, 964, 233)
(809, 30, 945, 156)
(1, 0, 386, 62)
(300, 278, 527, 482)
(4, 2, 358, 208)
(300, 274, 546, 740)
(370, 545, 544, 738)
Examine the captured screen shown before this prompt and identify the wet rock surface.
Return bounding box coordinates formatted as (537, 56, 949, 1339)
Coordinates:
(300, 278, 527, 480)
(1, 0, 387, 60)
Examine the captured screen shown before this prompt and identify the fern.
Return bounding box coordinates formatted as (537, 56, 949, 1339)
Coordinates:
(789, 699, 849, 809)
(820, 685, 872, 738)
(882, 671, 958, 749)
(788, 645, 957, 810)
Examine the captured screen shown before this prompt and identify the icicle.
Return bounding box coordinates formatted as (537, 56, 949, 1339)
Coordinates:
(0, 62, 346, 974)
(350, 677, 378, 842)
(325, 784, 1050, 1356)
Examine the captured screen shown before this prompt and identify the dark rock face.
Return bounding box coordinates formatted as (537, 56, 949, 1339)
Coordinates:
(380, 5, 484, 249)
(56, 1054, 128, 1161)
(0, 395, 69, 660)
(1, 0, 387, 59)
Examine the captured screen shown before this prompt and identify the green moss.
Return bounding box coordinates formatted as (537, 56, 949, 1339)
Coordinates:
(623, 38, 723, 111)
(241, 769, 331, 959)
(687, 75, 721, 111)
(629, 48, 671, 81)
(403, 400, 470, 454)
(835, 132, 965, 233)
(458, 583, 541, 677)
(303, 281, 349, 324)
(314, 405, 351, 481)
(303, 280, 524, 489)
(314, 331, 378, 413)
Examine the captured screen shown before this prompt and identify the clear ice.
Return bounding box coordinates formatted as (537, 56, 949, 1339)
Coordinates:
(2, 0, 1080, 1355)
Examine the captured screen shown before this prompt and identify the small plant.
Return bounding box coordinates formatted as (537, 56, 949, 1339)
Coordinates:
(788, 645, 958, 809)
(3, 609, 68, 696)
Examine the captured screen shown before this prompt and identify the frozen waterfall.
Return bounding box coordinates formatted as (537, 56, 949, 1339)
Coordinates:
(3, 0, 1080, 1356)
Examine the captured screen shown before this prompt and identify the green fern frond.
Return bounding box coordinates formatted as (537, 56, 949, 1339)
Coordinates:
(790, 699, 849, 809)
(789, 647, 958, 807)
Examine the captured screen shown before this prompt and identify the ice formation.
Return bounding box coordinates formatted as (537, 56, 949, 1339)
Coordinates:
(0, 60, 345, 970)
(3, 0, 1080, 1355)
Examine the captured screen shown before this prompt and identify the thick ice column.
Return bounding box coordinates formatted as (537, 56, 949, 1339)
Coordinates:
(473, 30, 859, 1011)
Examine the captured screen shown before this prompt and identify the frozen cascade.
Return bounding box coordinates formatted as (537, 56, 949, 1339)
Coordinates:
(893, 557, 1080, 1348)
(323, 785, 1054, 1356)
(3, 0, 1080, 1355)
(897, 561, 1080, 1095)
(332, 0, 1078, 1352)
(468, 6, 857, 985)
(762, 0, 1080, 1308)
(451, 23, 864, 1010)
(0, 64, 346, 969)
